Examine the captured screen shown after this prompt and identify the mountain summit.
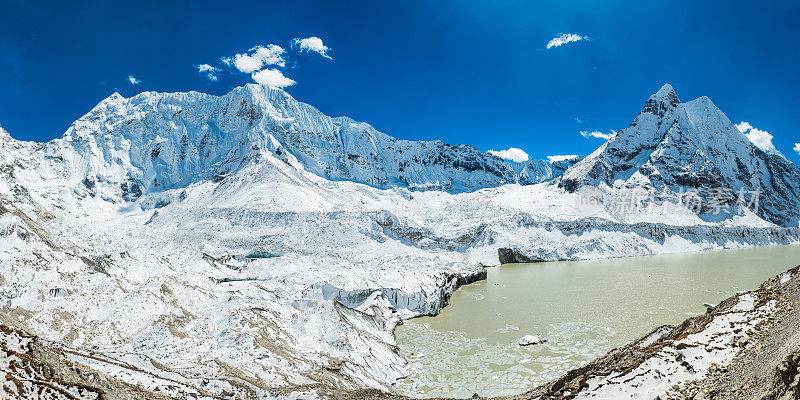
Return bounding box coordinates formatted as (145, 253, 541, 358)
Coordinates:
(560, 84, 800, 227)
(48, 84, 561, 200)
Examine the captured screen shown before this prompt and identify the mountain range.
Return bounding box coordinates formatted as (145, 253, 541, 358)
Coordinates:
(5, 83, 796, 226)
(39, 84, 563, 203)
(1, 83, 799, 399)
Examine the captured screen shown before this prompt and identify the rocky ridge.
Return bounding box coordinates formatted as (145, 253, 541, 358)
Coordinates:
(559, 84, 800, 227)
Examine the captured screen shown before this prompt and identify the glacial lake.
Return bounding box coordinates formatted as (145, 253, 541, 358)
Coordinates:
(395, 245, 800, 398)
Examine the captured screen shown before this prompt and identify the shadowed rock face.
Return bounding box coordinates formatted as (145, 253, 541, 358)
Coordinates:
(559, 84, 800, 227)
(771, 348, 800, 399)
(498, 247, 544, 264)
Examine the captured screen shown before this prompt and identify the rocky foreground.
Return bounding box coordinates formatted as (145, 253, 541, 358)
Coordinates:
(5, 264, 800, 400)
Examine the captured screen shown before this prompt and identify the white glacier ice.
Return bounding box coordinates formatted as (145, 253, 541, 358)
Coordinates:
(0, 83, 799, 398)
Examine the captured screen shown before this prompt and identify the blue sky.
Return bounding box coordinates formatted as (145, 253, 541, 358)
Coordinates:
(1, 0, 799, 161)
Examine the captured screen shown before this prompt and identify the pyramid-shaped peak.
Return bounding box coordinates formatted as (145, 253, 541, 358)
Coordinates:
(93, 92, 127, 109)
(101, 92, 126, 103)
(653, 83, 676, 97)
(686, 95, 712, 105)
(640, 83, 680, 116)
(240, 83, 291, 98)
(680, 95, 736, 133)
(649, 83, 680, 103)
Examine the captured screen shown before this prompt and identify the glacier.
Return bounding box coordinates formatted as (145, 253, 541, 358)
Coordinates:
(1, 83, 799, 399)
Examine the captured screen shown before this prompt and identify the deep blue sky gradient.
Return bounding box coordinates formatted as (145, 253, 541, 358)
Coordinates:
(1, 0, 798, 160)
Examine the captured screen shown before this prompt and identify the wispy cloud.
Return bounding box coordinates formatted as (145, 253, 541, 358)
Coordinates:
(580, 130, 615, 140)
(794, 143, 800, 156)
(127, 75, 140, 85)
(195, 64, 220, 81)
(546, 33, 589, 49)
(487, 148, 529, 163)
(292, 36, 332, 59)
(737, 121, 777, 153)
(251, 68, 295, 88)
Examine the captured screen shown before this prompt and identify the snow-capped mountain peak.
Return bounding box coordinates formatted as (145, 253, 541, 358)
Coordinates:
(651, 83, 678, 101)
(650, 83, 678, 99)
(2, 84, 569, 211)
(641, 83, 681, 117)
(560, 84, 800, 227)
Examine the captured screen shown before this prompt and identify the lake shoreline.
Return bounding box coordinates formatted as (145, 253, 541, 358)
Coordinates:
(506, 263, 800, 400)
(4, 255, 800, 400)
(344, 261, 800, 399)
(397, 244, 800, 397)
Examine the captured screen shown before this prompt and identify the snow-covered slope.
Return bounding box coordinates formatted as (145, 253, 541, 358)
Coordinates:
(48, 84, 558, 199)
(559, 84, 800, 227)
(1, 85, 799, 399)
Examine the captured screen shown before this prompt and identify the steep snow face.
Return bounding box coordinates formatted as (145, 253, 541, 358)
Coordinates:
(46, 84, 556, 200)
(560, 84, 800, 227)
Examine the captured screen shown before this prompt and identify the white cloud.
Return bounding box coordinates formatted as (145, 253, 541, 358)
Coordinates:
(546, 33, 589, 49)
(794, 143, 800, 156)
(128, 75, 140, 85)
(736, 121, 776, 153)
(487, 148, 529, 163)
(735, 121, 753, 132)
(196, 64, 216, 73)
(233, 54, 266, 73)
(547, 155, 579, 163)
(223, 44, 286, 73)
(292, 36, 332, 59)
(251, 68, 296, 88)
(580, 130, 615, 140)
(216, 44, 299, 88)
(195, 64, 219, 81)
